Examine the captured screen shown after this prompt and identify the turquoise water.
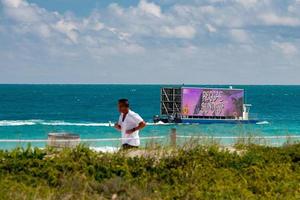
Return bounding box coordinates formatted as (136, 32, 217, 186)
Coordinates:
(0, 85, 299, 149)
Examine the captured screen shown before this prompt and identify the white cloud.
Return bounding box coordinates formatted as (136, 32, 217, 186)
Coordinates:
(288, 0, 300, 13)
(160, 25, 196, 39)
(138, 0, 162, 17)
(0, 0, 300, 83)
(106, 27, 131, 41)
(2, 0, 22, 8)
(237, 0, 258, 8)
(272, 42, 298, 56)
(230, 29, 250, 43)
(54, 20, 79, 43)
(93, 22, 104, 31)
(259, 13, 300, 27)
(2, 1, 40, 22)
(1, 0, 299, 49)
(108, 3, 124, 16)
(37, 24, 51, 38)
(206, 23, 217, 33)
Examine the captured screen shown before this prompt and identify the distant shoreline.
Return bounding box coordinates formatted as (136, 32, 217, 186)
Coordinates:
(0, 83, 300, 86)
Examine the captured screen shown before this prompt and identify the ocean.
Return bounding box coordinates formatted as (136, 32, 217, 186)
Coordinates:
(0, 85, 299, 149)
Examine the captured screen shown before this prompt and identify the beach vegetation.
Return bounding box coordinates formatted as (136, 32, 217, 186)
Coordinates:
(0, 143, 299, 199)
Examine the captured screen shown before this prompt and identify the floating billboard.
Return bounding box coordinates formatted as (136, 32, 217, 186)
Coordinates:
(181, 88, 244, 117)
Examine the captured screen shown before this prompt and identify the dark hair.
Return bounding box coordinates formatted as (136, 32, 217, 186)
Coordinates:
(118, 99, 129, 107)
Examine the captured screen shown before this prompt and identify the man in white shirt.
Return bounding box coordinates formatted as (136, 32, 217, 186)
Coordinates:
(114, 99, 146, 149)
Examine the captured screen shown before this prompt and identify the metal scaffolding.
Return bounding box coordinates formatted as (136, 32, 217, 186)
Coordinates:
(160, 87, 181, 117)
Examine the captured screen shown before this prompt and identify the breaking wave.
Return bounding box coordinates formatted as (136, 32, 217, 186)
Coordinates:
(0, 120, 113, 127)
(256, 121, 270, 125)
(0, 120, 171, 127)
(40, 121, 111, 127)
(0, 120, 38, 126)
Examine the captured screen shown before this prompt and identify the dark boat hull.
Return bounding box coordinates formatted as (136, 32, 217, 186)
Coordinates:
(153, 116, 259, 124)
(181, 118, 259, 124)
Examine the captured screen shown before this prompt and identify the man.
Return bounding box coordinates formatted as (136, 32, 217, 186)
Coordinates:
(114, 99, 146, 149)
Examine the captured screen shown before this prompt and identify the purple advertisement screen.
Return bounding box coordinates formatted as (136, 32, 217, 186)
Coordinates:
(181, 88, 244, 117)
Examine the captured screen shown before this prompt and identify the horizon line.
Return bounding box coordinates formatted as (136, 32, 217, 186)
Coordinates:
(0, 83, 299, 86)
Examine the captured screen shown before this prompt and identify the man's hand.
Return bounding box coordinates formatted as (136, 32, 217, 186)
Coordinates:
(126, 121, 146, 134)
(114, 123, 121, 131)
(126, 128, 135, 134)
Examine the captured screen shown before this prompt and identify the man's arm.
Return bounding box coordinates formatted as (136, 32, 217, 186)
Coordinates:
(126, 121, 146, 134)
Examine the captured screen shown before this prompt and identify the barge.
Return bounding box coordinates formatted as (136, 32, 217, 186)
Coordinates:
(153, 87, 259, 124)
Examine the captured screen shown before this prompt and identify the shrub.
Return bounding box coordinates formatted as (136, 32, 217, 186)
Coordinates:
(0, 143, 299, 199)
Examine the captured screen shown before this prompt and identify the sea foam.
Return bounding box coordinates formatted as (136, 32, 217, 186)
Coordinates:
(0, 120, 169, 127)
(0, 120, 37, 126)
(256, 121, 270, 125)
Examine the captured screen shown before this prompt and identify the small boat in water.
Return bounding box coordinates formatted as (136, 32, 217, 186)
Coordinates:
(153, 87, 259, 124)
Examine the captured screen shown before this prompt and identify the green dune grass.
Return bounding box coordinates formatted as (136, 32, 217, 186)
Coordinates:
(0, 143, 299, 199)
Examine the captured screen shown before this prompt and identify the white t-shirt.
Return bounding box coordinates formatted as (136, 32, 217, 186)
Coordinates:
(118, 110, 144, 146)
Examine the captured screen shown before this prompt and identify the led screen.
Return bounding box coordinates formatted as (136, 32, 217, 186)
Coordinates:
(181, 88, 244, 117)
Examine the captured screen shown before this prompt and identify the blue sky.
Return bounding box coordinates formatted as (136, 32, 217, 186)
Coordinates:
(0, 0, 299, 84)
(27, 0, 140, 16)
